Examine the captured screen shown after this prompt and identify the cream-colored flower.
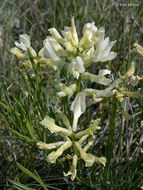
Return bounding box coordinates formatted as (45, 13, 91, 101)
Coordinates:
(71, 17, 79, 45)
(15, 34, 31, 50)
(10, 47, 25, 59)
(79, 135, 89, 144)
(84, 62, 142, 102)
(78, 24, 107, 55)
(83, 22, 97, 39)
(81, 69, 112, 86)
(37, 141, 64, 150)
(93, 35, 117, 63)
(10, 34, 38, 67)
(40, 116, 72, 136)
(83, 135, 95, 152)
(75, 142, 95, 167)
(56, 109, 72, 131)
(48, 28, 65, 46)
(64, 154, 78, 181)
(28, 47, 37, 57)
(44, 39, 65, 65)
(78, 22, 98, 50)
(38, 47, 44, 57)
(94, 156, 106, 166)
(68, 56, 85, 79)
(38, 57, 57, 70)
(75, 119, 101, 138)
(57, 83, 76, 97)
(47, 37, 67, 57)
(47, 140, 72, 163)
(38, 115, 105, 169)
(134, 43, 143, 57)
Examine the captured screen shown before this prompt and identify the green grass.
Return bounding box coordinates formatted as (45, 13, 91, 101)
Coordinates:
(0, 0, 143, 189)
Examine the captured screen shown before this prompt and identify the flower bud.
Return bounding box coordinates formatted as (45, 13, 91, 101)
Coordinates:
(10, 47, 25, 59)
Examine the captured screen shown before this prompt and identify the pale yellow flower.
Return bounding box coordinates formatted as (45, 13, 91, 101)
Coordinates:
(81, 69, 112, 86)
(93, 36, 117, 63)
(15, 34, 31, 50)
(134, 43, 143, 56)
(68, 56, 85, 79)
(47, 140, 72, 163)
(44, 39, 64, 65)
(64, 154, 78, 181)
(94, 156, 107, 167)
(10, 47, 25, 59)
(57, 83, 76, 97)
(83, 62, 142, 103)
(40, 116, 72, 136)
(10, 34, 55, 70)
(37, 141, 65, 150)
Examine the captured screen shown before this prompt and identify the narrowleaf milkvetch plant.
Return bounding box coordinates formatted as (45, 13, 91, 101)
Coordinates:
(1, 17, 143, 186)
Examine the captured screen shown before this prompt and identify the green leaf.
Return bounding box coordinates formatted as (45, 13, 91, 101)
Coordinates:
(7, 127, 35, 142)
(0, 112, 10, 126)
(16, 162, 48, 190)
(9, 179, 35, 190)
(25, 120, 36, 139)
(0, 101, 12, 112)
(13, 97, 26, 116)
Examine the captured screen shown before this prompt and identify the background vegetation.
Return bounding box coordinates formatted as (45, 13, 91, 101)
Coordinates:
(0, 0, 143, 189)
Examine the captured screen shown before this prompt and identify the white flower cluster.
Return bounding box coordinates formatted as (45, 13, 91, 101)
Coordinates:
(44, 17, 117, 79)
(10, 18, 117, 80)
(10, 34, 37, 59)
(10, 34, 56, 69)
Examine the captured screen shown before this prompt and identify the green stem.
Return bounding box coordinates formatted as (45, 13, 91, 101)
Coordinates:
(73, 142, 78, 155)
(105, 96, 118, 167)
(119, 114, 124, 162)
(75, 76, 81, 96)
(66, 95, 71, 117)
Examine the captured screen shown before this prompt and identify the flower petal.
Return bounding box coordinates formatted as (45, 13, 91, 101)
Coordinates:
(37, 141, 64, 150)
(71, 92, 86, 131)
(94, 156, 106, 166)
(124, 62, 135, 78)
(68, 56, 85, 79)
(81, 70, 112, 86)
(47, 140, 72, 163)
(44, 39, 65, 65)
(57, 83, 76, 97)
(134, 43, 143, 57)
(56, 109, 72, 130)
(19, 34, 31, 48)
(64, 154, 78, 181)
(75, 142, 94, 167)
(48, 38, 67, 56)
(83, 136, 95, 152)
(48, 28, 65, 46)
(71, 17, 79, 44)
(10, 47, 25, 59)
(15, 41, 27, 51)
(40, 116, 72, 136)
(75, 119, 101, 138)
(100, 51, 117, 62)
